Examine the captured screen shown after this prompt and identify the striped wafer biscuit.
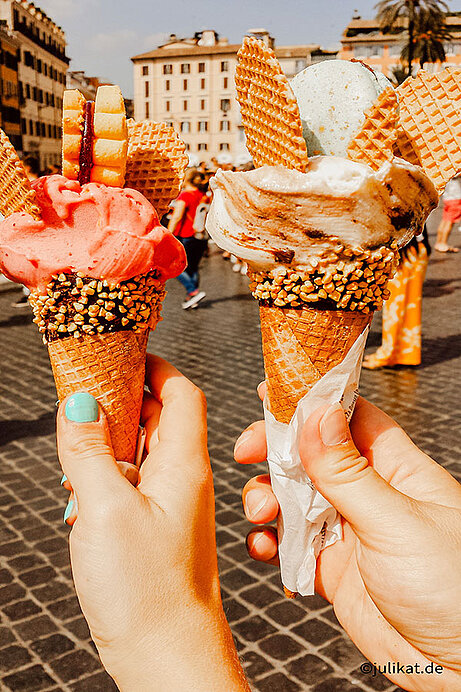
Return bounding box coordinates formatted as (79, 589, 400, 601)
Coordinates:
(125, 120, 188, 218)
(91, 85, 128, 186)
(62, 89, 86, 180)
(347, 87, 399, 170)
(0, 129, 41, 219)
(61, 85, 128, 187)
(396, 68, 461, 192)
(235, 36, 308, 171)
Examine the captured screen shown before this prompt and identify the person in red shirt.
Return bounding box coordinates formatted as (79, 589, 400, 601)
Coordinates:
(168, 169, 209, 309)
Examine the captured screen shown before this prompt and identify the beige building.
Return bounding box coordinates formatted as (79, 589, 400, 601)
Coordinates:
(0, 0, 69, 168)
(339, 11, 461, 78)
(132, 30, 337, 164)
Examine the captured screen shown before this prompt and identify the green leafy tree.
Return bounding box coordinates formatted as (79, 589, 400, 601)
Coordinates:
(375, 0, 449, 76)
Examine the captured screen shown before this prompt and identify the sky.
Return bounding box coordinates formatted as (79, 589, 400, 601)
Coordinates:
(37, 0, 461, 98)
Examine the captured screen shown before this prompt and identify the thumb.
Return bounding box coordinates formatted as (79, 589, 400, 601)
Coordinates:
(57, 392, 129, 513)
(300, 403, 412, 540)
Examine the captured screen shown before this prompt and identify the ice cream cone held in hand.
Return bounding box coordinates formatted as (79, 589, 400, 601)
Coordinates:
(206, 39, 446, 596)
(0, 84, 188, 463)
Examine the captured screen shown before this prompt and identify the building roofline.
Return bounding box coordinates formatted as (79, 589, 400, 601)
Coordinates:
(132, 42, 332, 62)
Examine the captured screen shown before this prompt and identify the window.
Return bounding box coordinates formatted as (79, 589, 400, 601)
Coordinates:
(198, 121, 208, 132)
(185, 143, 190, 151)
(165, 120, 173, 127)
(44, 63, 48, 76)
(47, 124, 52, 138)
(200, 78, 206, 89)
(142, 65, 149, 75)
(295, 59, 306, 71)
(181, 63, 190, 73)
(198, 143, 208, 151)
(35, 121, 40, 136)
(219, 143, 230, 151)
(165, 100, 171, 112)
(165, 79, 171, 91)
(180, 121, 190, 133)
(221, 61, 229, 72)
(354, 44, 383, 58)
(183, 100, 188, 111)
(21, 118, 27, 134)
(145, 102, 150, 119)
(183, 79, 188, 90)
(37, 58, 42, 73)
(28, 119, 34, 135)
(223, 77, 228, 89)
(200, 99, 206, 110)
(145, 81, 149, 97)
(163, 64, 173, 75)
(25, 83, 30, 98)
(220, 120, 230, 131)
(220, 98, 230, 112)
(198, 62, 206, 73)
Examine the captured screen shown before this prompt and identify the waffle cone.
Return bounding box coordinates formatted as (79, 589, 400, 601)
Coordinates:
(48, 328, 150, 463)
(347, 88, 398, 170)
(259, 304, 372, 425)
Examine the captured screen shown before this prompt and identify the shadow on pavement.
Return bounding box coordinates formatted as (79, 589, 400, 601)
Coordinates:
(0, 411, 55, 448)
(0, 312, 34, 329)
(423, 277, 461, 298)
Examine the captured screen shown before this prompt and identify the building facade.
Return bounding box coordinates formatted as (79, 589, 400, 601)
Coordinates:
(132, 30, 337, 164)
(0, 0, 69, 168)
(0, 24, 21, 151)
(339, 11, 461, 77)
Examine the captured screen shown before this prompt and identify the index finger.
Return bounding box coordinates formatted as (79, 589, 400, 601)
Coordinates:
(145, 354, 207, 455)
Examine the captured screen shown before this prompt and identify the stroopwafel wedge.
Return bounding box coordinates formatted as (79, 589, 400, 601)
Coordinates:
(235, 36, 308, 171)
(125, 120, 188, 218)
(396, 68, 461, 192)
(348, 87, 399, 170)
(0, 129, 41, 219)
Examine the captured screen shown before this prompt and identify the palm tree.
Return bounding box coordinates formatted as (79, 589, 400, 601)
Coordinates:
(375, 0, 449, 76)
(410, 8, 453, 68)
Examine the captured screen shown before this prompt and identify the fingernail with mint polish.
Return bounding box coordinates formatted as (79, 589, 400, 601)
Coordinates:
(319, 403, 349, 446)
(64, 500, 73, 525)
(65, 392, 98, 423)
(60, 474, 67, 486)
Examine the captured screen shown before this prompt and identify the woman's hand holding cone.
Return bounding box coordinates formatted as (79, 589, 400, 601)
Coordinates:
(235, 391, 461, 691)
(57, 355, 249, 692)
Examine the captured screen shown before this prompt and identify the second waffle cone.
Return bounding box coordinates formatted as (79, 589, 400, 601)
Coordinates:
(260, 304, 371, 425)
(48, 329, 149, 464)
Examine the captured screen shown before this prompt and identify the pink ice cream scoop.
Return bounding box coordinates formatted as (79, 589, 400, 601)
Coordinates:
(0, 175, 186, 290)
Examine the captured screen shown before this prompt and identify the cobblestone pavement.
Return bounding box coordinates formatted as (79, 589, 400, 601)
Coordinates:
(0, 211, 460, 691)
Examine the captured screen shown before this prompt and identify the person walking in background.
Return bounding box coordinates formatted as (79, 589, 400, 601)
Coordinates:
(363, 227, 430, 369)
(434, 175, 461, 253)
(167, 168, 209, 309)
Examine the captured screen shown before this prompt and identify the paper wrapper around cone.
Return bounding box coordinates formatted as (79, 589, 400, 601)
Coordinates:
(259, 304, 372, 597)
(48, 328, 149, 464)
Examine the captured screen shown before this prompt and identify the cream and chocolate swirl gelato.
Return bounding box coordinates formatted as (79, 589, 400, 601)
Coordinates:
(206, 157, 438, 274)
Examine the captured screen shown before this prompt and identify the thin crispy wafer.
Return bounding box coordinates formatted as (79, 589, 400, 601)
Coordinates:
(396, 68, 461, 192)
(125, 120, 188, 218)
(235, 36, 308, 171)
(0, 129, 41, 218)
(92, 85, 128, 186)
(348, 88, 399, 170)
(62, 89, 86, 180)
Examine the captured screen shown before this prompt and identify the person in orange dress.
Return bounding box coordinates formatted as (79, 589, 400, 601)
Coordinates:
(363, 227, 430, 369)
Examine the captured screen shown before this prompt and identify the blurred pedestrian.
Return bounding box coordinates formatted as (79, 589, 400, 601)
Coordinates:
(363, 227, 430, 369)
(435, 175, 461, 253)
(167, 169, 209, 309)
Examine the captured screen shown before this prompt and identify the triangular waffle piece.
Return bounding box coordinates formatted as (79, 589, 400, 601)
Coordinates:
(125, 120, 188, 218)
(235, 36, 308, 171)
(0, 129, 41, 219)
(62, 89, 85, 180)
(348, 88, 399, 170)
(396, 68, 461, 192)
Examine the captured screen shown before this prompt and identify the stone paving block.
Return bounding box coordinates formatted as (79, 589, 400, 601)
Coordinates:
(265, 601, 307, 627)
(320, 636, 367, 672)
(70, 671, 118, 691)
(255, 672, 302, 691)
(352, 665, 395, 690)
(13, 615, 58, 641)
(0, 643, 32, 671)
(0, 625, 17, 647)
(259, 633, 305, 661)
(2, 664, 58, 691)
(49, 649, 100, 682)
(233, 614, 278, 643)
(30, 633, 75, 661)
(292, 618, 341, 647)
(311, 677, 360, 691)
(287, 653, 334, 685)
(3, 597, 41, 620)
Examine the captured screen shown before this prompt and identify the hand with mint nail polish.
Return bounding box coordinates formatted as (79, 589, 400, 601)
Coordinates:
(235, 393, 461, 690)
(56, 355, 249, 692)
